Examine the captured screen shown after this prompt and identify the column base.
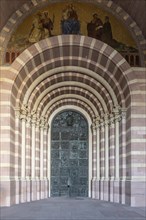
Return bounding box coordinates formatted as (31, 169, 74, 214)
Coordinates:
(40, 179, 45, 199)
(99, 179, 104, 200)
(91, 178, 96, 199)
(20, 180, 27, 203)
(103, 179, 109, 201)
(109, 179, 114, 202)
(95, 180, 100, 199)
(113, 179, 120, 203)
(90, 178, 146, 207)
(0, 178, 49, 207)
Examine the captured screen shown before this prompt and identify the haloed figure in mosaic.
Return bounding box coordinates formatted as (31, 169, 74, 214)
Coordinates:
(61, 4, 80, 34)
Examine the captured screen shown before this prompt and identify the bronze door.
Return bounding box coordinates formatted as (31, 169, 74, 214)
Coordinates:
(51, 110, 88, 197)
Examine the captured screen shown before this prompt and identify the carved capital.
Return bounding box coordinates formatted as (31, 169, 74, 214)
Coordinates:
(112, 106, 121, 123)
(18, 104, 31, 121)
(20, 114, 27, 121)
(21, 104, 30, 115)
(91, 124, 97, 132)
(44, 123, 49, 131)
(31, 114, 37, 125)
(109, 114, 115, 127)
(15, 107, 20, 119)
(30, 109, 37, 125)
(120, 108, 127, 119)
(113, 105, 121, 114)
(104, 113, 109, 126)
(100, 124, 104, 131)
(95, 116, 100, 127)
(26, 113, 31, 125)
(40, 116, 47, 128)
(36, 119, 41, 128)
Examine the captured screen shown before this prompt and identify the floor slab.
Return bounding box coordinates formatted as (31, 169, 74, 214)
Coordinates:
(0, 197, 146, 220)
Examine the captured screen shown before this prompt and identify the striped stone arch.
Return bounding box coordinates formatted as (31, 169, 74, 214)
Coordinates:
(47, 100, 95, 121)
(0, 0, 146, 66)
(31, 85, 107, 113)
(35, 87, 104, 117)
(9, 36, 132, 115)
(28, 78, 110, 114)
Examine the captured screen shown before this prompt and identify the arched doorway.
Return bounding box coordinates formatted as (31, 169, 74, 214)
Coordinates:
(51, 110, 88, 197)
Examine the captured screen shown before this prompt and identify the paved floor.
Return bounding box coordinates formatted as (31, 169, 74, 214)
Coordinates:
(0, 197, 146, 220)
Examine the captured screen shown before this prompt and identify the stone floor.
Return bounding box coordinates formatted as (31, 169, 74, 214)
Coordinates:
(0, 197, 146, 220)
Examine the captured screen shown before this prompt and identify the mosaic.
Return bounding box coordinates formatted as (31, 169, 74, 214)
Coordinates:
(8, 2, 138, 54)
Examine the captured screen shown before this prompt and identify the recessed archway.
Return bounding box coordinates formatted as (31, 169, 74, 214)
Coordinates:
(0, 34, 145, 208)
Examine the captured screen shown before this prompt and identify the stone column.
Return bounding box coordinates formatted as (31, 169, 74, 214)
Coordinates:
(40, 127, 44, 179)
(20, 112, 27, 203)
(31, 114, 36, 201)
(25, 115, 31, 202)
(35, 118, 40, 200)
(40, 121, 44, 199)
(44, 124, 49, 198)
(103, 114, 109, 201)
(21, 116, 26, 179)
(115, 110, 120, 179)
(91, 124, 97, 198)
(96, 120, 100, 180)
(113, 107, 120, 203)
(31, 116, 36, 179)
(47, 125, 51, 197)
(104, 114, 109, 179)
(109, 114, 115, 202)
(120, 108, 127, 204)
(96, 117, 100, 199)
(14, 108, 21, 204)
(99, 118, 104, 200)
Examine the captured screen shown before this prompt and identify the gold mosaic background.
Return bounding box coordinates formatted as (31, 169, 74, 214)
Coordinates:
(8, 2, 137, 51)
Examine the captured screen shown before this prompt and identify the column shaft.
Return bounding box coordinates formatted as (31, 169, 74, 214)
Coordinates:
(92, 127, 97, 179)
(21, 118, 26, 178)
(40, 128, 44, 179)
(96, 126, 100, 179)
(31, 123, 36, 178)
(105, 123, 109, 179)
(115, 119, 120, 179)
(100, 126, 105, 178)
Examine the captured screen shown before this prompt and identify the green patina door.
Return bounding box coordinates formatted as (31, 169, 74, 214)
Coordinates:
(51, 110, 88, 197)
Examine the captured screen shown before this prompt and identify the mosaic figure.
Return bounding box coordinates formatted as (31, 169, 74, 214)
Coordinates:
(61, 4, 80, 34)
(102, 16, 113, 45)
(28, 12, 44, 43)
(87, 13, 103, 40)
(42, 11, 55, 37)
